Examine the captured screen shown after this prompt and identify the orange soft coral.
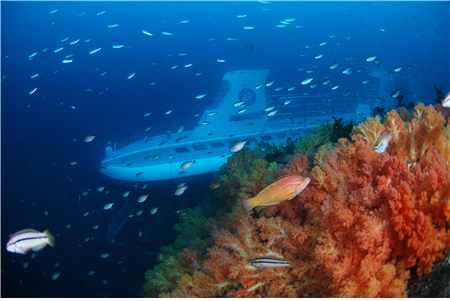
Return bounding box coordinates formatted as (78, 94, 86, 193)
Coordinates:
(353, 116, 386, 145)
(377, 148, 450, 274)
(167, 209, 317, 297)
(302, 140, 411, 297)
(305, 104, 450, 292)
(166, 104, 450, 297)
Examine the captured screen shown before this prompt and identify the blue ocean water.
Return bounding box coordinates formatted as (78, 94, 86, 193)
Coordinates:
(1, 1, 449, 297)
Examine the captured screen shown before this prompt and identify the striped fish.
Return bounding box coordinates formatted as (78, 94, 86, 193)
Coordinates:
(250, 257, 290, 268)
(6, 229, 55, 255)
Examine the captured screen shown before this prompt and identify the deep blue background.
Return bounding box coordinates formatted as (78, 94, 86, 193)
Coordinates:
(2, 1, 449, 297)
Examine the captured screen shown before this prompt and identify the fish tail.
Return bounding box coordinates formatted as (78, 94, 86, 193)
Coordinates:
(45, 230, 55, 247)
(243, 197, 257, 212)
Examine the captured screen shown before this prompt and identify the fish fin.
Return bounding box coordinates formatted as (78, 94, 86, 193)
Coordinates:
(243, 197, 257, 212)
(32, 244, 46, 252)
(44, 230, 55, 247)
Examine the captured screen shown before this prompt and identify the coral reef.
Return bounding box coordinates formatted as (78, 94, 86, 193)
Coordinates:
(295, 117, 353, 162)
(212, 149, 280, 209)
(144, 104, 450, 297)
(143, 149, 281, 296)
(143, 208, 216, 296)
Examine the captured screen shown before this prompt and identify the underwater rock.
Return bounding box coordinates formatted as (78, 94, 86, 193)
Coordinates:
(408, 253, 450, 297)
(295, 117, 353, 162)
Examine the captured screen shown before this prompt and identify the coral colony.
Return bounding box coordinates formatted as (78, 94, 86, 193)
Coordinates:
(144, 104, 449, 297)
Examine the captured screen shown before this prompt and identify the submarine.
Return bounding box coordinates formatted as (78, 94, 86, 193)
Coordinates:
(100, 69, 377, 182)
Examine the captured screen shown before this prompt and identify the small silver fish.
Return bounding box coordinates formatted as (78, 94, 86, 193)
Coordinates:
(301, 78, 313, 85)
(442, 92, 450, 108)
(28, 52, 38, 59)
(137, 194, 149, 203)
(180, 160, 195, 170)
(342, 68, 352, 75)
(329, 64, 339, 70)
(51, 272, 61, 280)
(230, 141, 247, 153)
(89, 48, 102, 55)
(174, 183, 188, 196)
(142, 30, 153, 36)
(391, 90, 401, 99)
(6, 229, 55, 254)
(103, 203, 114, 210)
(267, 110, 278, 117)
(195, 93, 207, 100)
(250, 257, 290, 268)
(234, 101, 246, 108)
(374, 132, 392, 153)
(84, 135, 95, 143)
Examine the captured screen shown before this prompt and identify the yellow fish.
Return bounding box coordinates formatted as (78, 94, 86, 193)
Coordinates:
(243, 175, 311, 211)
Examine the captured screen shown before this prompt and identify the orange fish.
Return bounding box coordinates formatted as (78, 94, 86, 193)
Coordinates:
(243, 175, 311, 211)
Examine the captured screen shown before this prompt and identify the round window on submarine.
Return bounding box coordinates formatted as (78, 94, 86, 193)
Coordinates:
(238, 88, 256, 106)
